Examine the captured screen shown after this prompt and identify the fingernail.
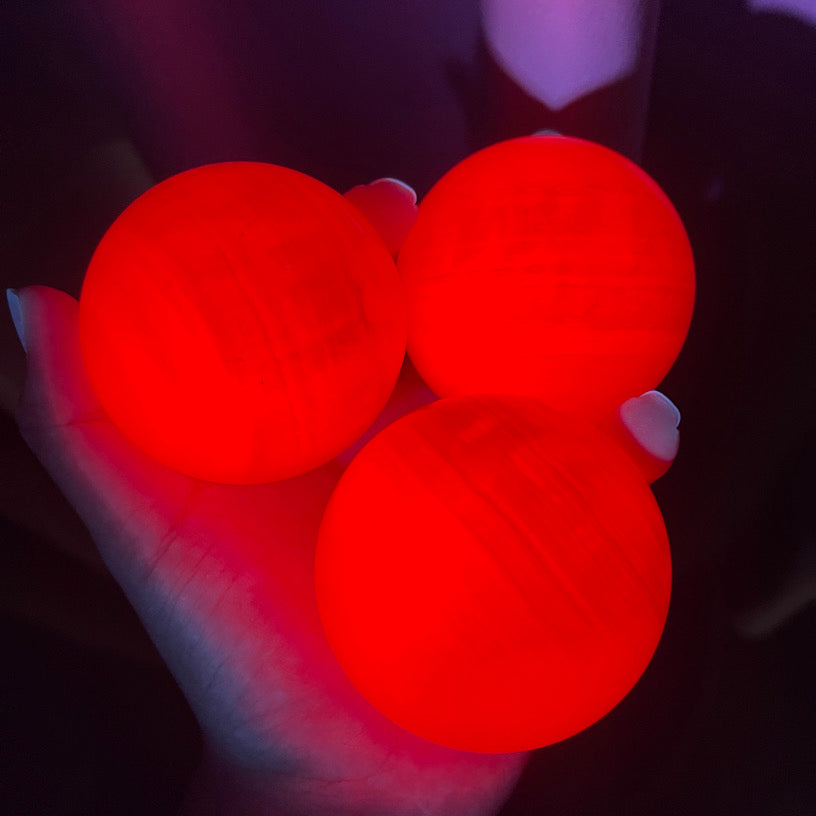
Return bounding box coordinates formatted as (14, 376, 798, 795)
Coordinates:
(641, 390, 681, 428)
(371, 178, 418, 205)
(617, 390, 681, 464)
(6, 288, 26, 353)
(533, 129, 562, 137)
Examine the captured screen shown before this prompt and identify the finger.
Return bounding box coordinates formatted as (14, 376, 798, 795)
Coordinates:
(597, 390, 681, 483)
(344, 177, 418, 257)
(9, 284, 345, 728)
(10, 285, 202, 586)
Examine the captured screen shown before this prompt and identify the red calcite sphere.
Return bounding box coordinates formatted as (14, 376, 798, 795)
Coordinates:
(79, 162, 406, 483)
(315, 394, 672, 753)
(398, 135, 695, 421)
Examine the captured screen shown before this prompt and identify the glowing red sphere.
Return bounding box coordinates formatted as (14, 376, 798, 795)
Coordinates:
(80, 162, 406, 483)
(398, 135, 695, 421)
(315, 395, 671, 753)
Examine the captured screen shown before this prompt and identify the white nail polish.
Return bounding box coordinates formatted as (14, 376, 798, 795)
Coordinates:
(6, 288, 25, 353)
(619, 391, 680, 461)
(371, 177, 418, 205)
(640, 390, 681, 428)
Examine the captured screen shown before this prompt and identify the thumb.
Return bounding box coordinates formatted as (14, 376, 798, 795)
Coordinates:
(9, 285, 200, 588)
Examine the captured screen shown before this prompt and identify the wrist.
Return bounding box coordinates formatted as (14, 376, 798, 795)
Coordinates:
(180, 743, 525, 816)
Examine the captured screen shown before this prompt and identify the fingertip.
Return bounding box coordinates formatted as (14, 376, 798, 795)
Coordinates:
(596, 390, 680, 484)
(14, 284, 102, 434)
(369, 177, 418, 205)
(344, 178, 419, 258)
(14, 284, 80, 331)
(638, 390, 681, 428)
(618, 390, 680, 463)
(15, 286, 81, 371)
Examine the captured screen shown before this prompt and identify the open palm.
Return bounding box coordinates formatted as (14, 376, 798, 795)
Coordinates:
(13, 284, 528, 816)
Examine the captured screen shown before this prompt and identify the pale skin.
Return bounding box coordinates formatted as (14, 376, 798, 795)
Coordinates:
(6, 173, 533, 816)
(11, 279, 529, 816)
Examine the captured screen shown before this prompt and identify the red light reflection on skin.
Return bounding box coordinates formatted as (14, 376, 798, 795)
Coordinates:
(16, 282, 531, 808)
(398, 135, 695, 422)
(315, 394, 672, 754)
(344, 178, 419, 258)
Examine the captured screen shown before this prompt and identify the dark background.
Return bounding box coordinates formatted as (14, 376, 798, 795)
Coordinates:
(1, 1, 814, 813)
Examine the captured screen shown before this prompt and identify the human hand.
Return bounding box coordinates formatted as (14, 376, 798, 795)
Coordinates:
(7, 174, 682, 815)
(9, 280, 528, 816)
(8, 177, 529, 816)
